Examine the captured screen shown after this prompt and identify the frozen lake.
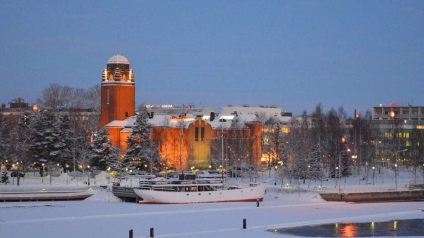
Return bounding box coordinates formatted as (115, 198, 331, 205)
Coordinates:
(1, 170, 423, 238)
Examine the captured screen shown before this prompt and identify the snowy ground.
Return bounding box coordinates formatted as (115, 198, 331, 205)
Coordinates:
(0, 168, 423, 238)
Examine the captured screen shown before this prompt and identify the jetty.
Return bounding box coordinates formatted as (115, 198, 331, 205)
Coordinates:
(111, 185, 139, 202)
(319, 184, 424, 202)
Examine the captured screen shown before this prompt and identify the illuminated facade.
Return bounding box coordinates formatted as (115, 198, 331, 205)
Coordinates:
(104, 113, 263, 170)
(100, 54, 135, 128)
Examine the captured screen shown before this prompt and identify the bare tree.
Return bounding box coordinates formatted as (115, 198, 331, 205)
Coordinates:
(226, 119, 253, 167)
(37, 83, 101, 111)
(86, 85, 101, 111)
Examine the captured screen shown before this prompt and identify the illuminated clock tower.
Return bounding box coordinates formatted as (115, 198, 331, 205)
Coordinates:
(100, 54, 135, 127)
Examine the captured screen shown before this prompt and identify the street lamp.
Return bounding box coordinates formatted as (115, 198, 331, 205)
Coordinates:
(394, 163, 398, 189)
(42, 163, 45, 183)
(274, 165, 278, 185)
(87, 165, 90, 186)
(372, 166, 375, 185)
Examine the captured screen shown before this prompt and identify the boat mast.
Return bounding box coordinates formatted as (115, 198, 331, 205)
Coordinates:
(221, 115, 224, 180)
(180, 104, 184, 174)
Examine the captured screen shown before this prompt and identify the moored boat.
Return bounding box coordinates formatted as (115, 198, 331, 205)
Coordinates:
(134, 179, 266, 204)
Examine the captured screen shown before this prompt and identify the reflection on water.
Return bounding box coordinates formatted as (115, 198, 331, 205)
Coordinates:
(339, 223, 356, 237)
(270, 219, 424, 237)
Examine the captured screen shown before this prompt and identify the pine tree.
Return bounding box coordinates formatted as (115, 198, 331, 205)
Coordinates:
(30, 108, 64, 165)
(90, 128, 120, 170)
(56, 114, 73, 168)
(124, 112, 158, 172)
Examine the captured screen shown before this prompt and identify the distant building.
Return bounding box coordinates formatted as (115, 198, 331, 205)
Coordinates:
(372, 104, 424, 121)
(221, 105, 292, 123)
(367, 104, 424, 165)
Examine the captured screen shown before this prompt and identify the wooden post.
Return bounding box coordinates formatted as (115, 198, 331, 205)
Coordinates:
(129, 229, 133, 238)
(150, 227, 154, 237)
(243, 218, 247, 229)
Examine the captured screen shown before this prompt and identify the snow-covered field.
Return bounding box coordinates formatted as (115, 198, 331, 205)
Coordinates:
(0, 169, 423, 238)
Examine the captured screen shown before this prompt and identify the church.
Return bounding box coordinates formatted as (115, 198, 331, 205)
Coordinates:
(100, 54, 263, 170)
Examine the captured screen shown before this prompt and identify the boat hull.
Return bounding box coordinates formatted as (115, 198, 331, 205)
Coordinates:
(134, 183, 266, 204)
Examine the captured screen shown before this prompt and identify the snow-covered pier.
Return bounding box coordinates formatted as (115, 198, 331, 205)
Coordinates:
(320, 189, 424, 202)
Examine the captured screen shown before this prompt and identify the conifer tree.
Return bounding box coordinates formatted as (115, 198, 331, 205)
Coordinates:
(30, 108, 64, 164)
(56, 113, 73, 168)
(124, 111, 158, 172)
(90, 128, 120, 170)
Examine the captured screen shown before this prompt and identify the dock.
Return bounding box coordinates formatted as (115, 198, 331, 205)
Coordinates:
(320, 189, 424, 202)
(111, 186, 139, 203)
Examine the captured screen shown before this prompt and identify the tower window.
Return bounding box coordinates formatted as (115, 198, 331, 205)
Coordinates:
(125, 112, 128, 117)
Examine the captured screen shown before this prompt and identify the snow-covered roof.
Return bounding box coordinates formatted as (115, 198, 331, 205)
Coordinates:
(107, 54, 129, 65)
(116, 113, 259, 131)
(104, 120, 128, 127)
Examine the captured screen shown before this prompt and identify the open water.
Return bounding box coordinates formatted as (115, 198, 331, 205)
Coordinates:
(270, 219, 424, 237)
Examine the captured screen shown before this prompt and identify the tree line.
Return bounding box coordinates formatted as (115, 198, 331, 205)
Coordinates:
(1, 84, 423, 183)
(262, 103, 424, 185)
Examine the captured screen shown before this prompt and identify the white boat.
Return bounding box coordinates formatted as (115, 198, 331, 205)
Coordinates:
(134, 179, 266, 204)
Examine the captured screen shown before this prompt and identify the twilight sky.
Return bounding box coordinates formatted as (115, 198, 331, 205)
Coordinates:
(1, 1, 424, 116)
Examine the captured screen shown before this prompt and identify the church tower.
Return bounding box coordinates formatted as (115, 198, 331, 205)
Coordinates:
(100, 54, 135, 127)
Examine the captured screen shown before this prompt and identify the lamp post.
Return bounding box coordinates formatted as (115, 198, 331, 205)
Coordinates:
(394, 163, 398, 189)
(274, 165, 277, 186)
(66, 164, 69, 184)
(42, 163, 45, 183)
(335, 166, 339, 189)
(87, 165, 90, 186)
(372, 166, 375, 185)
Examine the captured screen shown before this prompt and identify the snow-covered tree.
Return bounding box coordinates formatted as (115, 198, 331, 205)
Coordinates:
(56, 114, 73, 167)
(13, 111, 34, 170)
(226, 119, 252, 167)
(0, 113, 14, 166)
(29, 108, 64, 165)
(209, 124, 224, 170)
(325, 108, 347, 177)
(90, 128, 120, 170)
(123, 111, 158, 172)
(284, 111, 307, 181)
